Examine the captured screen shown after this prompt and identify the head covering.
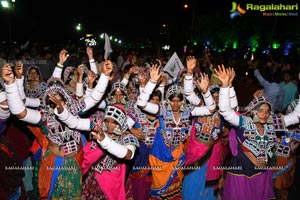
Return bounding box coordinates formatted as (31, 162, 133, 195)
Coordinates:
(166, 85, 184, 101)
(46, 76, 65, 88)
(104, 104, 127, 134)
(243, 96, 273, 117)
(43, 81, 75, 114)
(109, 81, 128, 105)
(110, 81, 127, 96)
(25, 65, 44, 82)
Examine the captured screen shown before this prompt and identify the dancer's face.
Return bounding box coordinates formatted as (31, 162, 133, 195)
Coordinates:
(170, 96, 183, 113)
(104, 117, 119, 134)
(112, 89, 125, 104)
(255, 103, 271, 124)
(150, 96, 160, 105)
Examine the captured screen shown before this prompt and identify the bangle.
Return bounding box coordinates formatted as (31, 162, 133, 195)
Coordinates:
(89, 59, 96, 63)
(57, 63, 64, 69)
(149, 79, 157, 84)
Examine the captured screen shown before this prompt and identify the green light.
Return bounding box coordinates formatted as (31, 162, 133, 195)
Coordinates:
(272, 42, 280, 49)
(232, 41, 238, 49)
(193, 41, 197, 46)
(250, 37, 258, 52)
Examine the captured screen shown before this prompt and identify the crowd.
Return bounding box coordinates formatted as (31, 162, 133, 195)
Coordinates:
(0, 41, 299, 200)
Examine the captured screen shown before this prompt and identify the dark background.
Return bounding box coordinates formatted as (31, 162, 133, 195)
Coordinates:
(1, 0, 298, 45)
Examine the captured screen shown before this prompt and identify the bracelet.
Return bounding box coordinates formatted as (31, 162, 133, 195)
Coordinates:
(184, 72, 193, 79)
(56, 63, 64, 69)
(149, 79, 157, 84)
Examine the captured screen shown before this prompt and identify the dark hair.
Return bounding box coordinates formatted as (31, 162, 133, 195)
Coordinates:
(210, 87, 220, 95)
(150, 90, 162, 101)
(168, 93, 184, 101)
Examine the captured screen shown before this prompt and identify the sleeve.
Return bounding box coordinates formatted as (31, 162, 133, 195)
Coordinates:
(54, 106, 92, 131)
(218, 87, 240, 126)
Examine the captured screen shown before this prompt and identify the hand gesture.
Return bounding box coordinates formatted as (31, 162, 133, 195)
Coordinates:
(91, 124, 105, 141)
(149, 64, 161, 83)
(48, 93, 64, 113)
(1, 64, 14, 84)
(186, 56, 197, 73)
(102, 60, 113, 76)
(196, 73, 209, 93)
(58, 49, 69, 65)
(213, 64, 230, 87)
(86, 46, 94, 60)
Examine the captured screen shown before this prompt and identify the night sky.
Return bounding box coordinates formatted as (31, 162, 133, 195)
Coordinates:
(0, 0, 299, 45)
(0, 0, 227, 42)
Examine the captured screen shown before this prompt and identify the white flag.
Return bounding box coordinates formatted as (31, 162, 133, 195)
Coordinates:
(104, 33, 113, 60)
(163, 52, 184, 82)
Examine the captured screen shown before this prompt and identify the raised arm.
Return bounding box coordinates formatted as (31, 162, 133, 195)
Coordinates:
(228, 67, 238, 110)
(51, 94, 92, 131)
(75, 64, 86, 99)
(91, 125, 136, 160)
(14, 61, 40, 108)
(52, 49, 69, 78)
(184, 56, 202, 105)
(2, 64, 41, 124)
(214, 65, 239, 126)
(86, 46, 98, 75)
(137, 64, 161, 114)
(82, 59, 113, 112)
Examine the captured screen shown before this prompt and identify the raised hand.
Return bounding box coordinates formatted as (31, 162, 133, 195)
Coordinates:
(102, 60, 113, 76)
(213, 64, 230, 88)
(1, 64, 14, 84)
(149, 64, 161, 83)
(58, 49, 69, 65)
(48, 93, 65, 113)
(196, 73, 209, 93)
(86, 46, 94, 60)
(186, 56, 197, 73)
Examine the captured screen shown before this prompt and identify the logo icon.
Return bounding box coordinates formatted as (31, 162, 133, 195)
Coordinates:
(230, 2, 246, 19)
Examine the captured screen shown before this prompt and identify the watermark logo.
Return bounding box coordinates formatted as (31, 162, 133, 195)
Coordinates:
(230, 1, 298, 18)
(230, 2, 246, 19)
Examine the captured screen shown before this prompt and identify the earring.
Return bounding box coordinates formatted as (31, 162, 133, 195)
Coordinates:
(121, 98, 127, 105)
(267, 115, 273, 124)
(179, 104, 185, 112)
(113, 127, 122, 135)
